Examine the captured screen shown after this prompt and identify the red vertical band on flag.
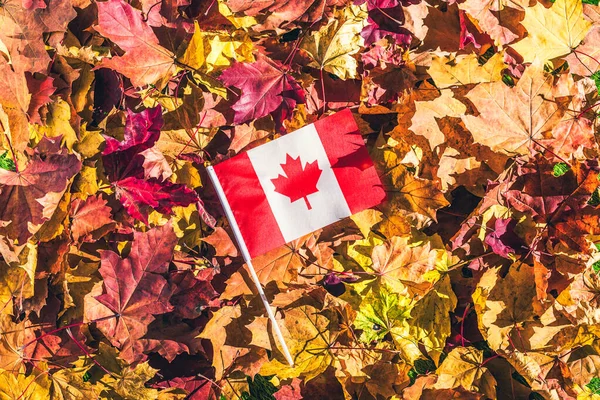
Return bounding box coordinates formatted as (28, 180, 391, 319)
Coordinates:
(213, 153, 285, 258)
(314, 109, 386, 214)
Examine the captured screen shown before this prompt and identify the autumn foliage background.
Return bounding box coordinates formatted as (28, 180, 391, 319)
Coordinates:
(3, 0, 600, 398)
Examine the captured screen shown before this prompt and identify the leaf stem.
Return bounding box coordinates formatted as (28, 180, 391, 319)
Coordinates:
(65, 327, 114, 376)
(16, 369, 49, 400)
(20, 314, 118, 350)
(320, 68, 327, 114)
(480, 353, 500, 367)
(460, 303, 470, 348)
(576, 100, 600, 119)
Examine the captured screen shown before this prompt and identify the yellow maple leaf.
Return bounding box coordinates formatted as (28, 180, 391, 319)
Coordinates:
(357, 235, 443, 297)
(472, 262, 537, 351)
(0, 262, 32, 316)
(0, 368, 51, 400)
(434, 346, 497, 398)
(409, 89, 467, 150)
(29, 99, 78, 150)
(510, 0, 591, 63)
(409, 275, 457, 365)
(301, 5, 366, 80)
(427, 52, 506, 89)
(261, 304, 337, 380)
(178, 21, 254, 73)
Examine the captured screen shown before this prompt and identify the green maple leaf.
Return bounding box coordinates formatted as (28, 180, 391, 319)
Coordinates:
(552, 162, 569, 177)
(588, 188, 600, 206)
(241, 375, 277, 400)
(587, 377, 600, 394)
(593, 260, 600, 274)
(354, 284, 414, 344)
(0, 151, 15, 172)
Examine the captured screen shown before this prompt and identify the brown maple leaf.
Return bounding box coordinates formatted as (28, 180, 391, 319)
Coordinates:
(69, 195, 115, 243)
(0, 137, 81, 245)
(271, 154, 322, 210)
(462, 64, 567, 156)
(221, 233, 319, 299)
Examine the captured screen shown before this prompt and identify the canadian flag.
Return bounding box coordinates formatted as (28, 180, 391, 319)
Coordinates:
(210, 109, 385, 258)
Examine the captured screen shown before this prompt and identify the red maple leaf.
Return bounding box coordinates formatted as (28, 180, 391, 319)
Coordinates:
(271, 154, 322, 210)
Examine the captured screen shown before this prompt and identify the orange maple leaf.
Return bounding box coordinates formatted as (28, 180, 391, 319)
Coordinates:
(271, 154, 322, 210)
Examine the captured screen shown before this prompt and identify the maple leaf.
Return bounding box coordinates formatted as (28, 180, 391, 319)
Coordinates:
(358, 0, 413, 46)
(94, 343, 174, 399)
(473, 262, 537, 351)
(565, 26, 600, 76)
(169, 268, 218, 320)
(198, 304, 262, 380)
(113, 176, 199, 224)
(0, 0, 76, 74)
(271, 154, 322, 210)
(0, 314, 35, 372)
(259, 289, 340, 380)
(361, 235, 442, 296)
(28, 297, 93, 366)
(503, 157, 598, 250)
(49, 361, 99, 399)
(95, 0, 176, 87)
(219, 56, 305, 125)
(0, 262, 33, 317)
(0, 59, 31, 154)
(434, 347, 497, 398)
(225, 0, 339, 33)
(462, 64, 567, 155)
(484, 218, 525, 259)
(85, 224, 178, 351)
(102, 106, 163, 181)
(200, 227, 238, 257)
(273, 378, 303, 400)
(0, 368, 51, 399)
(387, 165, 449, 221)
(154, 376, 219, 400)
(457, 0, 521, 46)
(427, 52, 506, 89)
(555, 267, 600, 326)
(102, 107, 200, 222)
(354, 283, 414, 345)
(301, 5, 366, 80)
(410, 275, 457, 364)
(178, 21, 255, 74)
(69, 195, 115, 242)
(510, 0, 591, 63)
(0, 137, 81, 245)
(122, 320, 204, 364)
(26, 74, 55, 125)
(221, 235, 314, 299)
(228, 123, 271, 154)
(568, 353, 600, 392)
(409, 89, 467, 150)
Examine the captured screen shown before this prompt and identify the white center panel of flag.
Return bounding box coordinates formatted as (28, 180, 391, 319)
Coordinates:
(247, 123, 352, 243)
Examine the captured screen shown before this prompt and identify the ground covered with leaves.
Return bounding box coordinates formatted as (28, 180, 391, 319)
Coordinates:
(3, 0, 600, 398)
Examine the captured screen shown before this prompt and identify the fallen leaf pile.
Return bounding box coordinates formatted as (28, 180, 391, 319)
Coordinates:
(3, 0, 600, 398)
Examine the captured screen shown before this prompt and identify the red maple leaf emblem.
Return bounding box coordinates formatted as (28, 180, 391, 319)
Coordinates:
(271, 154, 322, 210)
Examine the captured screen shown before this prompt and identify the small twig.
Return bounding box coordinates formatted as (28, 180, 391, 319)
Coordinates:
(66, 327, 114, 376)
(20, 314, 118, 350)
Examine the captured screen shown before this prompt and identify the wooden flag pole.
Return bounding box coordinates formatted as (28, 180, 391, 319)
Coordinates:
(206, 166, 295, 367)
